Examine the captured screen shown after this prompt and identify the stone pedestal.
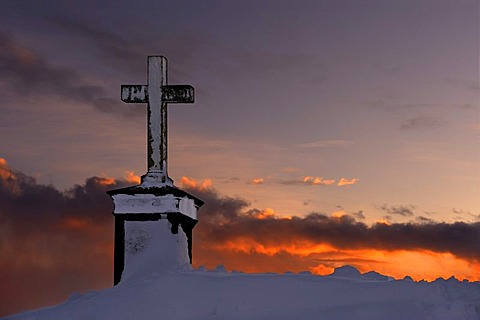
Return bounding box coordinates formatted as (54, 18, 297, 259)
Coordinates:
(107, 185, 203, 285)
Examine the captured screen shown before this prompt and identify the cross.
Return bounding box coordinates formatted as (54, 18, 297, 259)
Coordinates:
(121, 56, 194, 186)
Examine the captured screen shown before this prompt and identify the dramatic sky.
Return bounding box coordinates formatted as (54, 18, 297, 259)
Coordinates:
(0, 0, 479, 317)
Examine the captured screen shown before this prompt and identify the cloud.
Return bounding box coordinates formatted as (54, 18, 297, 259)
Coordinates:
(48, 16, 152, 77)
(249, 178, 264, 185)
(302, 176, 336, 186)
(250, 175, 359, 188)
(0, 158, 134, 316)
(0, 32, 135, 116)
(458, 103, 477, 111)
(275, 176, 335, 186)
(246, 208, 279, 220)
(351, 210, 365, 220)
(399, 116, 446, 130)
(180, 183, 480, 264)
(372, 62, 402, 75)
(125, 171, 141, 184)
(303, 200, 312, 206)
(296, 140, 352, 148)
(179, 176, 212, 191)
(214, 50, 328, 86)
(416, 216, 435, 224)
(0, 32, 100, 100)
(330, 210, 348, 218)
(1, 159, 479, 315)
(49, 16, 202, 79)
(378, 204, 415, 217)
(444, 77, 480, 92)
(337, 178, 359, 186)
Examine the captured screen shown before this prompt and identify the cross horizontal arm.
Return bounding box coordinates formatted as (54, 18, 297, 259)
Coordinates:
(121, 85, 194, 104)
(162, 85, 194, 103)
(121, 85, 147, 103)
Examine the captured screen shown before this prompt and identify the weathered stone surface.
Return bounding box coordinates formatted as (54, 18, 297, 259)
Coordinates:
(120, 56, 195, 187)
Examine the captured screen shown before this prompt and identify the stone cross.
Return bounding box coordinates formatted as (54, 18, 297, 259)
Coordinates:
(121, 56, 194, 186)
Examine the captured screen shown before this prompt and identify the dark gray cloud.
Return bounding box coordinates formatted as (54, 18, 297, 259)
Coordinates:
(0, 161, 127, 316)
(444, 77, 480, 92)
(47, 16, 151, 78)
(48, 16, 203, 80)
(303, 200, 312, 206)
(220, 50, 329, 86)
(351, 210, 365, 220)
(378, 204, 415, 217)
(180, 186, 480, 262)
(458, 103, 477, 111)
(399, 116, 446, 130)
(415, 216, 435, 224)
(0, 32, 138, 116)
(0, 32, 100, 101)
(452, 208, 477, 217)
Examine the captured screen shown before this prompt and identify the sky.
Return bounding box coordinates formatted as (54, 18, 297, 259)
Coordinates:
(0, 0, 479, 317)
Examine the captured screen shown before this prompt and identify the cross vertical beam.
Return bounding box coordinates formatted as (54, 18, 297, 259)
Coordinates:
(147, 56, 167, 176)
(121, 56, 195, 187)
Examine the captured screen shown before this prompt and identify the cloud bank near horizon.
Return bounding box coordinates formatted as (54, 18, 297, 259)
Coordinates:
(0, 158, 479, 316)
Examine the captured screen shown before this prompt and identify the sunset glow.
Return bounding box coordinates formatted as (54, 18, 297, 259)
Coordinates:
(125, 171, 141, 184)
(61, 217, 90, 230)
(195, 242, 480, 281)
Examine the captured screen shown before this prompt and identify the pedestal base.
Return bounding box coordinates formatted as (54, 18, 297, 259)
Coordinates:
(108, 185, 203, 285)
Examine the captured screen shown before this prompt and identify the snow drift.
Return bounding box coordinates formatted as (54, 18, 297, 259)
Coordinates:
(4, 265, 479, 320)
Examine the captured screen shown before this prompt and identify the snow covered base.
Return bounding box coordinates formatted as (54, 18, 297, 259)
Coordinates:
(122, 219, 191, 283)
(107, 184, 202, 284)
(5, 266, 479, 320)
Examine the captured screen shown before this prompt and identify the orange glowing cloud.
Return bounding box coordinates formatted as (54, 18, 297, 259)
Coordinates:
(310, 264, 335, 275)
(251, 178, 264, 185)
(254, 208, 276, 219)
(0, 158, 22, 195)
(375, 218, 391, 225)
(125, 171, 141, 184)
(96, 176, 115, 186)
(303, 176, 336, 185)
(211, 238, 338, 257)
(337, 178, 359, 186)
(331, 210, 348, 218)
(0, 157, 14, 180)
(180, 176, 212, 190)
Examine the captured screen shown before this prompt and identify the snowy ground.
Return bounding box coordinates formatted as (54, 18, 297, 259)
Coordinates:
(4, 265, 480, 320)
